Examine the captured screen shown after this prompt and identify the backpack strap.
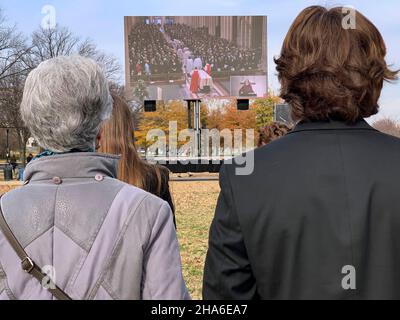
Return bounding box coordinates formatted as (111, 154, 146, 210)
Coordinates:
(0, 195, 71, 300)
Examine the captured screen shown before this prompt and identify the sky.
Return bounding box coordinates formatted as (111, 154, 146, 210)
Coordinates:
(1, 0, 399, 122)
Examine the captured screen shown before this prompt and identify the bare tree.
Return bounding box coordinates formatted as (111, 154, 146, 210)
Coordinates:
(0, 9, 30, 82)
(30, 25, 79, 61)
(372, 118, 400, 138)
(1, 17, 123, 164)
(0, 128, 20, 159)
(0, 67, 30, 164)
(0, 9, 31, 164)
(78, 39, 121, 82)
(29, 25, 121, 82)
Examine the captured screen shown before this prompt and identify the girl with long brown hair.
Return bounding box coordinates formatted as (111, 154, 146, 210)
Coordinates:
(98, 94, 175, 224)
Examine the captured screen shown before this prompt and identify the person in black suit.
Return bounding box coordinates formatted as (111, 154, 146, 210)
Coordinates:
(203, 5, 399, 300)
(26, 153, 34, 164)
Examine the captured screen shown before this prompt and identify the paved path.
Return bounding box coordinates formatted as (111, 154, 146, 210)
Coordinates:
(171, 176, 219, 182)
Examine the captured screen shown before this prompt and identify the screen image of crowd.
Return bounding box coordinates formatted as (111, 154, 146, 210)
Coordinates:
(125, 16, 268, 99)
(128, 24, 181, 77)
(165, 24, 261, 74)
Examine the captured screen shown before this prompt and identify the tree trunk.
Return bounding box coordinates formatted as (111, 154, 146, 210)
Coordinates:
(17, 131, 23, 164)
(22, 141, 27, 166)
(17, 129, 28, 166)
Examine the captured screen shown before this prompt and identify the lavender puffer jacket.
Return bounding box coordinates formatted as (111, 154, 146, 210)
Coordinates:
(0, 153, 190, 300)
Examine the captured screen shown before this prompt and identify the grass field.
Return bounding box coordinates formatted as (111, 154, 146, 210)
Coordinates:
(170, 180, 220, 300)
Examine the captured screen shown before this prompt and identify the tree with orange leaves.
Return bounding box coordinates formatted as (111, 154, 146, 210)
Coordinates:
(135, 100, 193, 150)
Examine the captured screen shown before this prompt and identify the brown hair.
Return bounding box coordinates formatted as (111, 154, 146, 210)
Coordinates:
(258, 122, 291, 147)
(275, 6, 399, 122)
(99, 94, 174, 212)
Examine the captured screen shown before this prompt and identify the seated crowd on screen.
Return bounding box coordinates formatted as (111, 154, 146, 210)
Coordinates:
(165, 23, 261, 73)
(128, 24, 180, 78)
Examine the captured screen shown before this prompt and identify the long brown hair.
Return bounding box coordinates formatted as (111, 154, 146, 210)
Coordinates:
(99, 94, 172, 203)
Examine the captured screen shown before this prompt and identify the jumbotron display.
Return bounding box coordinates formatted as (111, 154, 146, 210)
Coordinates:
(124, 16, 268, 100)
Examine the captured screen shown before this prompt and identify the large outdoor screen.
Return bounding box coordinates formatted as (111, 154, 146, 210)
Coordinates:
(124, 16, 268, 100)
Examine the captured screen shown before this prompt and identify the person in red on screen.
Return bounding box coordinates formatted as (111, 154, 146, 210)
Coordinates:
(205, 63, 212, 76)
(190, 67, 200, 93)
(135, 61, 142, 76)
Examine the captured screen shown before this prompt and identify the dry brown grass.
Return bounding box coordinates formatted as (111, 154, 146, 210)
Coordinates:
(170, 180, 220, 300)
(0, 182, 21, 195)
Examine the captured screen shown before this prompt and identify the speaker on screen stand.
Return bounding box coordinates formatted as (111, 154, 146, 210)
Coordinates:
(144, 100, 157, 112)
(237, 99, 250, 111)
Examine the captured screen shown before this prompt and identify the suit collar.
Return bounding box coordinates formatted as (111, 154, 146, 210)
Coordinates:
(289, 119, 376, 134)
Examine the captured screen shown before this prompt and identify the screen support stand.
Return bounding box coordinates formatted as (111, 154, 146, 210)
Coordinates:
(186, 100, 202, 158)
(194, 100, 201, 158)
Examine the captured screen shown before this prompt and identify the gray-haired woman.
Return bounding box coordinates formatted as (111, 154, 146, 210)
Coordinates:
(0, 55, 189, 300)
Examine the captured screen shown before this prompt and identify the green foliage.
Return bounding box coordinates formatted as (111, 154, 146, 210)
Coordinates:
(132, 79, 149, 102)
(253, 98, 276, 129)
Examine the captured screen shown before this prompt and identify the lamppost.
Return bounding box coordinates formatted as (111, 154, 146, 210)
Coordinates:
(6, 128, 10, 164)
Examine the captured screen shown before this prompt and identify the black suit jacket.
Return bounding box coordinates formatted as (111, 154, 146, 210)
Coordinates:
(203, 119, 400, 300)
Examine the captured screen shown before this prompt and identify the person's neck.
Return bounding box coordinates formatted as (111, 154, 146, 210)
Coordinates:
(32, 148, 95, 161)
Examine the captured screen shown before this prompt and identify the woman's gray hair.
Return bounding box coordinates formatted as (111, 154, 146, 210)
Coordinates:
(21, 55, 112, 153)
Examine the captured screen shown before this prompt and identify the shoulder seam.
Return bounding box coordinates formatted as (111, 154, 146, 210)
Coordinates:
(86, 190, 151, 300)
